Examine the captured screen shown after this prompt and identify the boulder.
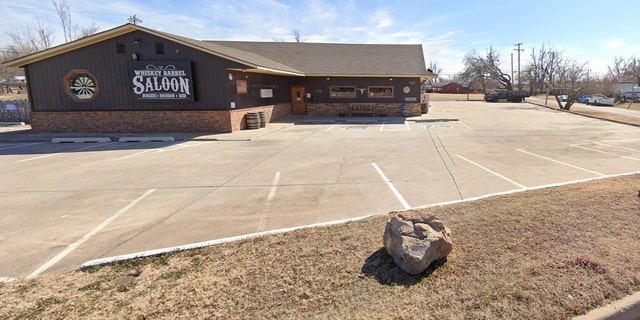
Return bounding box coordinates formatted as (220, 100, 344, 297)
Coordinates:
(383, 212, 452, 275)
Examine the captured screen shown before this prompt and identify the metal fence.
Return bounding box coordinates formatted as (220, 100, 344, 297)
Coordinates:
(0, 100, 30, 123)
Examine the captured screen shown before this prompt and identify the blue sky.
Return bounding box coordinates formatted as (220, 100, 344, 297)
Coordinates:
(2, 0, 639, 77)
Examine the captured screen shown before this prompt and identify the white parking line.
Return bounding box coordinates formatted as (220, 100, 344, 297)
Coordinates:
(456, 155, 526, 189)
(372, 162, 411, 209)
(257, 171, 281, 231)
(517, 149, 605, 176)
(572, 145, 640, 162)
(0, 142, 44, 151)
(0, 277, 17, 283)
(325, 124, 339, 131)
(113, 141, 212, 161)
(594, 141, 640, 153)
(15, 143, 114, 163)
(457, 121, 473, 129)
(600, 138, 640, 143)
(26, 189, 156, 279)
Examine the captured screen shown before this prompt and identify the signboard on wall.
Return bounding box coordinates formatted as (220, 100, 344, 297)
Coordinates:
(129, 61, 194, 101)
(2, 102, 20, 111)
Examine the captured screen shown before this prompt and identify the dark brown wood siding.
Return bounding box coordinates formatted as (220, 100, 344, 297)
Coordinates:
(227, 72, 291, 109)
(26, 30, 290, 112)
(291, 76, 422, 103)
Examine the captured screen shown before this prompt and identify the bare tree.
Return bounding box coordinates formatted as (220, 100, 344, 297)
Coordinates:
(608, 56, 628, 82)
(292, 29, 304, 43)
(460, 47, 513, 93)
(460, 52, 489, 93)
(0, 50, 23, 80)
(555, 59, 588, 110)
(53, 0, 72, 42)
(6, 21, 55, 54)
(54, 0, 98, 42)
(627, 57, 640, 86)
(525, 44, 565, 95)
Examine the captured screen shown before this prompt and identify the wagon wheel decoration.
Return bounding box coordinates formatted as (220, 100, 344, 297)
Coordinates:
(63, 69, 100, 102)
(70, 76, 96, 99)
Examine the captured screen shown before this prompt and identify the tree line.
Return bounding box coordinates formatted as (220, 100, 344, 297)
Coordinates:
(1, 0, 99, 82)
(451, 44, 640, 109)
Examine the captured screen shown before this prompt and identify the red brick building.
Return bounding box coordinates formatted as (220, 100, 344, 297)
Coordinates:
(427, 81, 468, 94)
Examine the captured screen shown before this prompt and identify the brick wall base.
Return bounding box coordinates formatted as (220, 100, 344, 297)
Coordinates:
(31, 103, 292, 134)
(305, 102, 422, 117)
(229, 103, 291, 132)
(29, 102, 425, 133)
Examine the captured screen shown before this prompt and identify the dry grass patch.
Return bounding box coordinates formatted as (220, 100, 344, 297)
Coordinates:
(429, 93, 485, 101)
(1, 174, 639, 319)
(528, 96, 640, 126)
(569, 105, 640, 125)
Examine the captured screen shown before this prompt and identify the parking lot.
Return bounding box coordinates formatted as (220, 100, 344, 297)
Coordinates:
(1, 100, 639, 280)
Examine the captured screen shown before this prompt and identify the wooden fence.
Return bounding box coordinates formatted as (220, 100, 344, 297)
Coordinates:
(0, 100, 30, 123)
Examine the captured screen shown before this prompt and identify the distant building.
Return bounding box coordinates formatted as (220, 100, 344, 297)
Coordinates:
(612, 81, 639, 95)
(2, 24, 435, 133)
(425, 81, 468, 94)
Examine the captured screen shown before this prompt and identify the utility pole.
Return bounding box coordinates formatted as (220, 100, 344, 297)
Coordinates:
(514, 42, 523, 91)
(511, 52, 514, 86)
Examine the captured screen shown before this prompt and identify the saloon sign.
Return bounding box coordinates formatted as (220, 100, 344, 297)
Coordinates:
(129, 61, 194, 100)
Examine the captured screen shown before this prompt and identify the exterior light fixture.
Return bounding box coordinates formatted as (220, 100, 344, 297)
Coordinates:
(132, 53, 138, 60)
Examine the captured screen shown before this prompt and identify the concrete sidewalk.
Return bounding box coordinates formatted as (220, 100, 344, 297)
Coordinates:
(0, 116, 415, 143)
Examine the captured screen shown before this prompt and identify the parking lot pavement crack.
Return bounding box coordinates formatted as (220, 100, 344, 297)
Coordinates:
(425, 129, 463, 199)
(337, 157, 346, 183)
(102, 187, 221, 256)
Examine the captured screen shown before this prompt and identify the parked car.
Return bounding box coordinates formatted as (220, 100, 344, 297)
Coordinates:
(622, 91, 640, 102)
(558, 95, 568, 102)
(578, 95, 591, 103)
(587, 94, 614, 106)
(484, 90, 526, 102)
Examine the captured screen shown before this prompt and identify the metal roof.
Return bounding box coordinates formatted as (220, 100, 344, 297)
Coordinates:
(206, 41, 431, 78)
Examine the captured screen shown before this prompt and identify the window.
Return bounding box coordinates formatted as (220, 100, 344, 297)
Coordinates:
(330, 86, 356, 98)
(368, 86, 394, 98)
(155, 42, 165, 54)
(116, 41, 125, 53)
(63, 69, 100, 102)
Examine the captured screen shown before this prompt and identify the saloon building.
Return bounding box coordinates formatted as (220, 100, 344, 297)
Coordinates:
(3, 24, 435, 133)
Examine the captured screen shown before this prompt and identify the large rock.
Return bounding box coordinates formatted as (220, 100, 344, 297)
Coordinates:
(383, 212, 452, 275)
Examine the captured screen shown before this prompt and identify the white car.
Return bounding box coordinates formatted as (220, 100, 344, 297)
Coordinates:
(587, 94, 614, 106)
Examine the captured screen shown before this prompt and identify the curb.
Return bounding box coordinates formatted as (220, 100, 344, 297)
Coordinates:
(80, 213, 379, 269)
(524, 100, 640, 128)
(52, 137, 112, 143)
(573, 291, 640, 320)
(118, 136, 175, 143)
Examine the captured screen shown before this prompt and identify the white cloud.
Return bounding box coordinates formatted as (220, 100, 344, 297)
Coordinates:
(603, 38, 624, 51)
(372, 9, 393, 28)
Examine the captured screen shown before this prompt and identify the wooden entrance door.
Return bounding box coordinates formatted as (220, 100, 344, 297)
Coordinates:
(291, 86, 306, 115)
